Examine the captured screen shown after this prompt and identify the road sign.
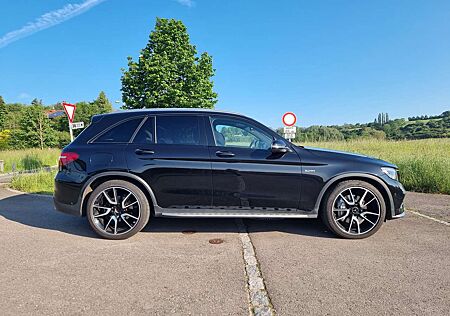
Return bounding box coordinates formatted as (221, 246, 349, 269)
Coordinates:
(282, 112, 297, 126)
(283, 126, 296, 134)
(62, 102, 76, 123)
(71, 122, 85, 129)
(284, 133, 296, 139)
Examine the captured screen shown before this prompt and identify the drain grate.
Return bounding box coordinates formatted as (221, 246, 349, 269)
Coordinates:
(181, 230, 196, 235)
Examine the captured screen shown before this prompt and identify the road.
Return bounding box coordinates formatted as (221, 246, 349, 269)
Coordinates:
(0, 188, 449, 315)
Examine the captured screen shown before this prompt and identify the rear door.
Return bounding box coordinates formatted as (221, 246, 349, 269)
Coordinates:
(126, 114, 212, 209)
(207, 114, 302, 211)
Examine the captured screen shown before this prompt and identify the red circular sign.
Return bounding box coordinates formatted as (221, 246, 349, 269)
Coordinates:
(282, 112, 297, 126)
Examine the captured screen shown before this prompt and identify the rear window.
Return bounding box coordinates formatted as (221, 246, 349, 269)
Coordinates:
(93, 117, 142, 143)
(133, 117, 155, 144)
(156, 115, 205, 146)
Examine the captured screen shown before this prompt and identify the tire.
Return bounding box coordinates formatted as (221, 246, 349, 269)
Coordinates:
(87, 180, 150, 240)
(320, 180, 386, 239)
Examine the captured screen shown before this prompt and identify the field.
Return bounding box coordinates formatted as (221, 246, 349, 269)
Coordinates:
(4, 139, 450, 195)
(0, 148, 60, 173)
(10, 170, 56, 195)
(302, 138, 450, 194)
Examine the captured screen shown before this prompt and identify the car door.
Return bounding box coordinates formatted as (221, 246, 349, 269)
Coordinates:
(207, 114, 302, 211)
(126, 114, 212, 209)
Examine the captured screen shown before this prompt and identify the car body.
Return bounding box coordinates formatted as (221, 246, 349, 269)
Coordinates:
(54, 109, 405, 239)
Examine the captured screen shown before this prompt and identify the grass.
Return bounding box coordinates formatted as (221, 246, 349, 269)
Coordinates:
(0, 148, 60, 173)
(301, 138, 450, 194)
(10, 170, 56, 195)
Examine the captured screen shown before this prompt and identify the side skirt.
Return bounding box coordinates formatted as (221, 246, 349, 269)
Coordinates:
(154, 206, 318, 218)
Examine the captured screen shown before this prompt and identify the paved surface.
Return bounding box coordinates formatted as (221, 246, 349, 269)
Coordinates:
(0, 189, 248, 315)
(405, 191, 450, 223)
(0, 188, 449, 315)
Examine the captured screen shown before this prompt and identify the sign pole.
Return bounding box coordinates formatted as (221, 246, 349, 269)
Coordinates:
(69, 122, 74, 142)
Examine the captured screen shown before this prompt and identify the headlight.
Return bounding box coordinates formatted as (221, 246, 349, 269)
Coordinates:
(381, 167, 398, 180)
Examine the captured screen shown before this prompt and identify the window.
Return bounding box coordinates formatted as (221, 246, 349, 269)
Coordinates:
(93, 118, 142, 143)
(212, 117, 272, 150)
(133, 117, 155, 144)
(156, 115, 205, 146)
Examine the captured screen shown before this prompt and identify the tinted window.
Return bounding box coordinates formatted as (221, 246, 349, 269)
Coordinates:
(94, 118, 142, 143)
(156, 115, 204, 145)
(211, 117, 272, 150)
(133, 117, 155, 144)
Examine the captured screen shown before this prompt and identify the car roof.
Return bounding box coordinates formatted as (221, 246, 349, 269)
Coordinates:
(96, 108, 245, 118)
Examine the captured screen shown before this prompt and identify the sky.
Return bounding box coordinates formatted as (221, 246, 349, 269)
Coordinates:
(0, 0, 449, 128)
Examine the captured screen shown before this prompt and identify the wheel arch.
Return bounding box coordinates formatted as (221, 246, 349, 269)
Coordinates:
(314, 173, 395, 219)
(80, 172, 157, 216)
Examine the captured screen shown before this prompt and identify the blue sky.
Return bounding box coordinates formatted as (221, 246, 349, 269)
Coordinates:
(0, 0, 449, 128)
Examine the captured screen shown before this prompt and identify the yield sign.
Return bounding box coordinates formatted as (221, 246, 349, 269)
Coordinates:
(62, 102, 76, 123)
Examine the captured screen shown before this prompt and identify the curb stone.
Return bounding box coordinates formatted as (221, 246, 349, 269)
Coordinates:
(235, 219, 275, 316)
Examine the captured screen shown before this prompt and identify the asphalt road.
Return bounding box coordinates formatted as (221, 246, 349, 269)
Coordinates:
(0, 188, 449, 315)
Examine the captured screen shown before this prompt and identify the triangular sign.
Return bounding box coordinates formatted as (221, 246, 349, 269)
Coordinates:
(62, 102, 76, 123)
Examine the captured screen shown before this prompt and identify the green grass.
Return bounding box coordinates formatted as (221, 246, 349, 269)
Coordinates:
(10, 170, 56, 195)
(0, 148, 60, 173)
(301, 138, 450, 194)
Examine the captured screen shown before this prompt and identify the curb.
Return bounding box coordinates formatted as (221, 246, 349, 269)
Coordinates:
(5, 187, 53, 199)
(235, 219, 275, 316)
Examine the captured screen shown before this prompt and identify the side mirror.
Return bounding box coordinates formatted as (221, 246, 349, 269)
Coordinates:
(271, 139, 291, 154)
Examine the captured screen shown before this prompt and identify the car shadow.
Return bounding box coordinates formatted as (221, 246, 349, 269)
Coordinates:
(0, 193, 335, 239)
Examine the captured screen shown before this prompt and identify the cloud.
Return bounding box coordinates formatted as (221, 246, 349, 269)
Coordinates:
(176, 0, 195, 7)
(0, 0, 106, 49)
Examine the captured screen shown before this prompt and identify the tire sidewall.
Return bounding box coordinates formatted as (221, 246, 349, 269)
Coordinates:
(87, 180, 150, 240)
(323, 180, 386, 239)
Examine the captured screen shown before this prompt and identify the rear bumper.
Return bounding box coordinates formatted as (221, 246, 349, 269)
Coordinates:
(54, 197, 82, 216)
(391, 203, 405, 219)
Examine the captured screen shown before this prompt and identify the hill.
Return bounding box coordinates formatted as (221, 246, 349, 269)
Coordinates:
(278, 110, 450, 142)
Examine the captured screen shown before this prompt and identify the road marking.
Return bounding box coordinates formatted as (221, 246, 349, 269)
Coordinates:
(235, 219, 275, 316)
(407, 209, 450, 226)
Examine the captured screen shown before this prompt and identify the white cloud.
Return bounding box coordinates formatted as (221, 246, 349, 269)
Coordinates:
(0, 0, 106, 49)
(176, 0, 195, 7)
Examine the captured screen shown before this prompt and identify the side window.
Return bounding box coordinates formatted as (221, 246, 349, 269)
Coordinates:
(93, 117, 142, 143)
(156, 115, 205, 146)
(133, 117, 155, 144)
(211, 117, 272, 150)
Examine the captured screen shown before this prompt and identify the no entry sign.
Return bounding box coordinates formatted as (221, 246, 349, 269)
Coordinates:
(282, 112, 296, 126)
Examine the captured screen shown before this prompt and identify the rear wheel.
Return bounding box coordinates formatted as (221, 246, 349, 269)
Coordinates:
(321, 180, 386, 239)
(87, 180, 150, 240)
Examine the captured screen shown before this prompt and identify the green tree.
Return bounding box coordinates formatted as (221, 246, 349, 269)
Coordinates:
(0, 96, 6, 130)
(93, 91, 113, 114)
(121, 18, 218, 109)
(14, 103, 58, 149)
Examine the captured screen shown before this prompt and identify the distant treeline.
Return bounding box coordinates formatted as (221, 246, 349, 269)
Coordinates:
(277, 110, 450, 142)
(0, 92, 112, 150)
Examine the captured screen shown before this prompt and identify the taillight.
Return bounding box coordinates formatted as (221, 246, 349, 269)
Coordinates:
(59, 152, 79, 168)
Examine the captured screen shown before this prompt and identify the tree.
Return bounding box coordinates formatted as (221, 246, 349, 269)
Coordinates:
(121, 18, 218, 109)
(93, 91, 113, 114)
(15, 103, 58, 149)
(0, 96, 6, 130)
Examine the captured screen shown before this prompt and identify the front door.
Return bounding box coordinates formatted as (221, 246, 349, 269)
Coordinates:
(126, 115, 212, 209)
(207, 115, 302, 211)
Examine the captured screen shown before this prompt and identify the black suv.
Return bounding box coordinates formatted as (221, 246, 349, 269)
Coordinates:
(54, 109, 405, 239)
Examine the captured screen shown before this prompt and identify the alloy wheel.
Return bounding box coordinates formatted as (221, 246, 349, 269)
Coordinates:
(332, 186, 381, 236)
(91, 186, 141, 235)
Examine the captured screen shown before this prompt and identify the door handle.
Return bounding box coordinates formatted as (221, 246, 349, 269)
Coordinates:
(216, 150, 235, 158)
(135, 149, 155, 155)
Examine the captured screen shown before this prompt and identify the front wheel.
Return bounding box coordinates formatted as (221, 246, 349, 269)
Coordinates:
(321, 180, 386, 239)
(87, 180, 150, 240)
